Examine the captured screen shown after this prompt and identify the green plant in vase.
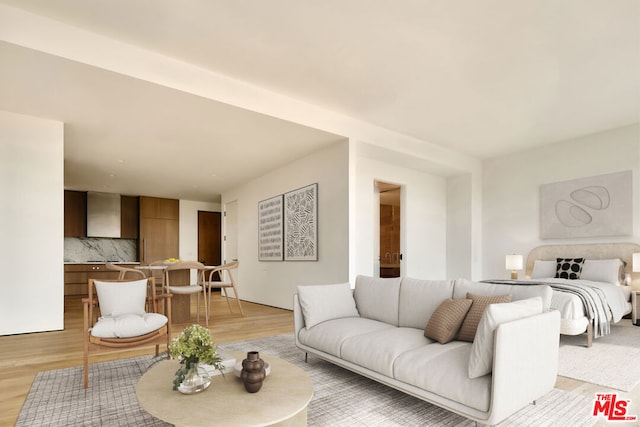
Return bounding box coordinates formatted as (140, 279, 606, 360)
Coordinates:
(169, 324, 224, 392)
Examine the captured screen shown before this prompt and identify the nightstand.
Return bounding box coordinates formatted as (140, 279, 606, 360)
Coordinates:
(633, 290, 640, 326)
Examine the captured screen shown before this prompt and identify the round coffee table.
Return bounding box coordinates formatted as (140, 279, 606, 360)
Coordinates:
(136, 350, 313, 426)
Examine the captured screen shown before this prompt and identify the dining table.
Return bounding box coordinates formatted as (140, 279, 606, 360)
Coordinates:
(136, 264, 218, 323)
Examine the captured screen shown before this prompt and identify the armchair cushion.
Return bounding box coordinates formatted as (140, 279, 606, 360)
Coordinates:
(94, 279, 148, 316)
(91, 313, 168, 338)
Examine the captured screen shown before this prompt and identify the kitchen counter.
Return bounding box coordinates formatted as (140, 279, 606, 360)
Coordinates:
(64, 261, 141, 264)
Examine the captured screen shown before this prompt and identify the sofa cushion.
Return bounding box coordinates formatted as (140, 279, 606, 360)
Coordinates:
(297, 317, 393, 358)
(424, 298, 472, 344)
(354, 275, 401, 326)
(394, 342, 492, 412)
(468, 297, 543, 378)
(398, 278, 455, 329)
(453, 278, 552, 310)
(297, 283, 359, 329)
(457, 293, 512, 342)
(341, 327, 431, 377)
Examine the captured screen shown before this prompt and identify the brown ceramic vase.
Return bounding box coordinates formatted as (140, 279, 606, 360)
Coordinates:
(241, 351, 266, 393)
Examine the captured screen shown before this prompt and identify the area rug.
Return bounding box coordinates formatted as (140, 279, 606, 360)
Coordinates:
(558, 320, 640, 392)
(17, 334, 596, 427)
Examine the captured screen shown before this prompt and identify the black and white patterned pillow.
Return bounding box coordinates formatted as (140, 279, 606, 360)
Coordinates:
(555, 257, 585, 280)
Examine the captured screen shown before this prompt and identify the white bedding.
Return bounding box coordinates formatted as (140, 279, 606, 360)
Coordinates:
(530, 278, 630, 322)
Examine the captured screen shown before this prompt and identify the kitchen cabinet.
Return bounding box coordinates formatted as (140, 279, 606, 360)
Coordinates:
(120, 195, 139, 239)
(65, 191, 139, 239)
(64, 190, 87, 237)
(139, 197, 179, 263)
(64, 263, 139, 296)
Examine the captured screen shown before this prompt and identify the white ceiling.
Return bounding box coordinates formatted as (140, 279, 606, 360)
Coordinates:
(0, 0, 638, 202)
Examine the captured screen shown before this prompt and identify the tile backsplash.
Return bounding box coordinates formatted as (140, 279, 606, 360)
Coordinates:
(64, 237, 138, 263)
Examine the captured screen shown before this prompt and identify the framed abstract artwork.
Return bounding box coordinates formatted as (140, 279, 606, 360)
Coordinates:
(284, 183, 318, 261)
(258, 195, 283, 261)
(540, 170, 632, 239)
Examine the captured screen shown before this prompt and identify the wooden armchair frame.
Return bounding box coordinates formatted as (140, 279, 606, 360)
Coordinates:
(105, 263, 147, 280)
(82, 277, 172, 388)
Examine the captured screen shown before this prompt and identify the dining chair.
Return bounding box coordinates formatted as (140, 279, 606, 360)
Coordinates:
(164, 261, 208, 325)
(83, 277, 171, 388)
(147, 260, 168, 295)
(205, 261, 244, 316)
(105, 263, 147, 280)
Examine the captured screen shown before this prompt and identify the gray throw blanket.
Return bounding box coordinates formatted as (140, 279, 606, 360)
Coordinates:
(482, 279, 611, 338)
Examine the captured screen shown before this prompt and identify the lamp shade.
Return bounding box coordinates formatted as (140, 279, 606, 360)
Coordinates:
(633, 253, 640, 273)
(505, 254, 523, 271)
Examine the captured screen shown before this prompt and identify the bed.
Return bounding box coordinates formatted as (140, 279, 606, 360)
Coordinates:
(485, 242, 639, 347)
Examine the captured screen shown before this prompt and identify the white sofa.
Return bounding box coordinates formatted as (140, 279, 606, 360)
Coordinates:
(293, 276, 561, 426)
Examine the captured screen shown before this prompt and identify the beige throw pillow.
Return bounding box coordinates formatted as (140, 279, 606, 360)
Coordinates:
(424, 298, 472, 344)
(457, 293, 512, 342)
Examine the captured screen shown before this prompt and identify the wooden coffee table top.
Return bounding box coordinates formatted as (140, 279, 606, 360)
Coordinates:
(136, 350, 314, 426)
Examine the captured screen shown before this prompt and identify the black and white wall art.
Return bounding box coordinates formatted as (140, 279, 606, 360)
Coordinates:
(540, 170, 632, 239)
(284, 183, 318, 261)
(258, 195, 283, 261)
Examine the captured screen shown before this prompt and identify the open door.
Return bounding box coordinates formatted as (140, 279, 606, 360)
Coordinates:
(375, 181, 401, 278)
(224, 200, 238, 264)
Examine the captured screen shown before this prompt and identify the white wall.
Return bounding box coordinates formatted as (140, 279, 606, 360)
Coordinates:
(482, 124, 640, 280)
(222, 141, 349, 309)
(446, 174, 473, 279)
(353, 143, 448, 282)
(0, 110, 64, 335)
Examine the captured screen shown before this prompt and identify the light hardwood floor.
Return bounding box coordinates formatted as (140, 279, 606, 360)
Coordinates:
(0, 293, 294, 427)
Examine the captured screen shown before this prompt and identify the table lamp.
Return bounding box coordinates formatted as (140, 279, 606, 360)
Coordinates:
(505, 254, 523, 280)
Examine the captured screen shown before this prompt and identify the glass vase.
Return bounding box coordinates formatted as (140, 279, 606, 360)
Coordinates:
(178, 362, 211, 394)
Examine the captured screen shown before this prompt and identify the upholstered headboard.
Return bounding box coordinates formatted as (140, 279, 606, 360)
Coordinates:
(525, 242, 640, 281)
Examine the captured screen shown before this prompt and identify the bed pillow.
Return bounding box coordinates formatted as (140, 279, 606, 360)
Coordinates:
(555, 258, 585, 280)
(580, 259, 624, 285)
(530, 260, 557, 279)
(424, 298, 472, 344)
(457, 293, 512, 342)
(297, 283, 359, 329)
(94, 279, 148, 317)
(468, 297, 543, 378)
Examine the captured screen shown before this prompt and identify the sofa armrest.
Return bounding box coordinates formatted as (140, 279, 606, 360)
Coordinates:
(293, 294, 306, 344)
(488, 309, 560, 425)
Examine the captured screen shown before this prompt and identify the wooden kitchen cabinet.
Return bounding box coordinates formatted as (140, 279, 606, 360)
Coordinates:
(64, 263, 139, 296)
(139, 197, 179, 263)
(64, 190, 87, 237)
(120, 195, 139, 239)
(140, 196, 179, 220)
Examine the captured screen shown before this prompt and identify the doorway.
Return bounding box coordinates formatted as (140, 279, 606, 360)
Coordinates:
(376, 181, 401, 278)
(197, 211, 221, 266)
(224, 200, 238, 264)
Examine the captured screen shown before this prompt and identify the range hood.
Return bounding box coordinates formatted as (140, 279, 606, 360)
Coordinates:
(87, 192, 121, 238)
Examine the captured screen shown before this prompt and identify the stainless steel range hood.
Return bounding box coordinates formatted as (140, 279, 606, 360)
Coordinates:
(87, 192, 121, 238)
